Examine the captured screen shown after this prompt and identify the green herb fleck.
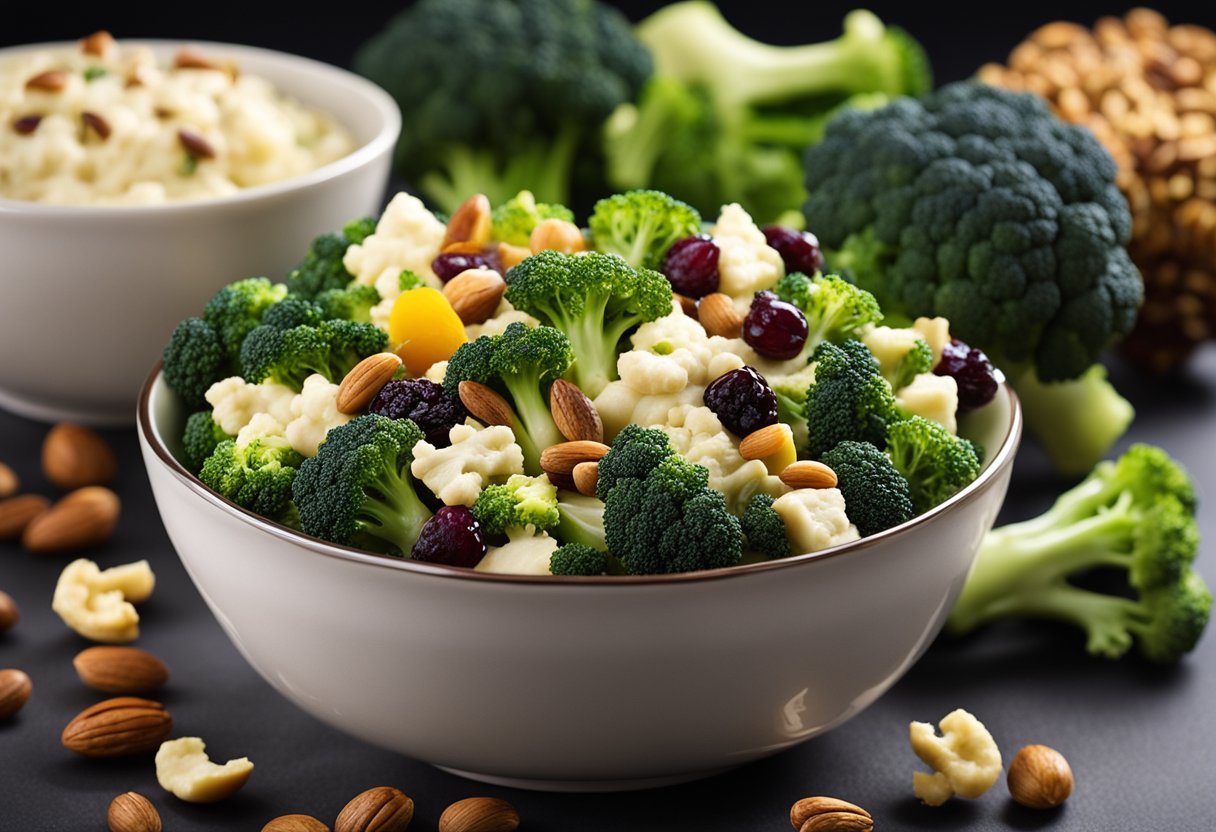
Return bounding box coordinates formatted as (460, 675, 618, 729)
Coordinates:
(83, 66, 108, 82)
(399, 270, 424, 292)
(652, 341, 673, 355)
(179, 154, 198, 176)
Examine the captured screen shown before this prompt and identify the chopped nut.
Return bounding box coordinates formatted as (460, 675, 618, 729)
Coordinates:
(82, 111, 112, 140)
(81, 31, 116, 58)
(26, 70, 68, 92)
(177, 129, 216, 159)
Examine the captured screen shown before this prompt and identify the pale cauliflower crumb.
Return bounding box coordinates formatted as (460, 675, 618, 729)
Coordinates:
(285, 374, 353, 458)
(661, 405, 786, 513)
(910, 708, 1002, 806)
(475, 527, 558, 575)
(897, 373, 960, 434)
(204, 376, 296, 436)
(594, 381, 704, 441)
(771, 489, 860, 553)
(912, 316, 952, 364)
(710, 203, 784, 300)
(425, 360, 448, 385)
(344, 193, 446, 311)
(410, 424, 525, 506)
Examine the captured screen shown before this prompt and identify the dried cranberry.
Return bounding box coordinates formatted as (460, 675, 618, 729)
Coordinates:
(661, 235, 720, 298)
(703, 366, 779, 438)
(411, 506, 486, 567)
(934, 338, 999, 413)
(432, 251, 496, 283)
(369, 379, 465, 447)
(763, 225, 824, 276)
(743, 291, 808, 360)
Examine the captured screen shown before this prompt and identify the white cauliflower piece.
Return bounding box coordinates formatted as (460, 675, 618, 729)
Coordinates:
(897, 373, 960, 434)
(771, 489, 860, 553)
(344, 193, 446, 308)
(155, 737, 253, 803)
(661, 405, 786, 513)
(425, 360, 448, 385)
(617, 350, 690, 395)
(285, 374, 353, 458)
(711, 203, 784, 300)
(594, 383, 704, 443)
(475, 527, 558, 575)
(912, 316, 952, 364)
(631, 310, 713, 360)
(863, 326, 928, 379)
(706, 350, 746, 380)
(51, 559, 155, 644)
(410, 424, 524, 506)
(465, 302, 539, 340)
(910, 708, 1002, 806)
(204, 376, 296, 436)
(234, 412, 286, 447)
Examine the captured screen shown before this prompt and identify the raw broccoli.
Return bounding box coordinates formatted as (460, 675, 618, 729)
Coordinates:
(770, 363, 818, 453)
(886, 416, 983, 514)
(162, 317, 226, 408)
(886, 338, 934, 391)
(202, 277, 288, 362)
(550, 543, 613, 576)
(586, 189, 702, 272)
(181, 410, 232, 474)
(292, 414, 432, 556)
(804, 339, 899, 459)
(773, 271, 884, 355)
(803, 81, 1143, 476)
(472, 474, 560, 538)
(342, 215, 378, 246)
(314, 283, 381, 324)
(556, 493, 607, 551)
(946, 444, 1210, 662)
(504, 249, 673, 397)
(260, 298, 324, 331)
(240, 319, 387, 391)
(742, 493, 791, 559)
(286, 228, 360, 299)
(491, 191, 576, 247)
(442, 322, 573, 473)
(353, 0, 652, 212)
(594, 424, 677, 500)
(199, 433, 303, 524)
(820, 440, 914, 537)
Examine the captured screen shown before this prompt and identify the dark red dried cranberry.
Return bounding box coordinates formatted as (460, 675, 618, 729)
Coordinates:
(432, 251, 496, 283)
(703, 366, 779, 438)
(369, 379, 465, 447)
(411, 506, 486, 567)
(763, 225, 824, 276)
(662, 235, 720, 298)
(743, 291, 808, 360)
(934, 338, 999, 413)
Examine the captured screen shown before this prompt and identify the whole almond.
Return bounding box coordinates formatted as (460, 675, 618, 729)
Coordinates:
(443, 193, 492, 248)
(43, 423, 117, 489)
(26, 69, 69, 91)
(572, 461, 599, 497)
(0, 494, 49, 540)
(1007, 744, 1074, 809)
(790, 796, 873, 829)
(74, 646, 170, 694)
(23, 486, 120, 552)
(334, 786, 414, 832)
(0, 461, 17, 497)
(529, 218, 586, 254)
(698, 293, 743, 338)
(338, 353, 403, 415)
(81, 30, 116, 57)
(458, 381, 515, 428)
(674, 292, 699, 319)
(739, 424, 790, 460)
(174, 47, 219, 71)
(799, 813, 874, 832)
(442, 268, 507, 325)
(108, 791, 162, 832)
(82, 111, 112, 140)
(549, 379, 603, 442)
(439, 797, 520, 832)
(61, 696, 171, 758)
(779, 460, 839, 490)
(263, 815, 330, 832)
(178, 128, 216, 159)
(0, 668, 32, 720)
(540, 441, 610, 477)
(0, 590, 18, 633)
(497, 242, 532, 271)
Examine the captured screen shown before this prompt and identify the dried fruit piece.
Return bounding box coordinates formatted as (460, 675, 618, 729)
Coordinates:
(61, 697, 172, 757)
(74, 646, 170, 694)
(0, 668, 32, 720)
(1007, 744, 1074, 809)
(703, 366, 779, 438)
(389, 287, 468, 376)
(107, 791, 162, 832)
(42, 423, 117, 489)
(438, 797, 520, 832)
(156, 736, 254, 803)
(12, 114, 42, 135)
(177, 129, 216, 159)
(334, 786, 414, 832)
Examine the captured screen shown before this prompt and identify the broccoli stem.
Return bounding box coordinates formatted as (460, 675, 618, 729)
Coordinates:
(502, 375, 563, 475)
(359, 465, 433, 555)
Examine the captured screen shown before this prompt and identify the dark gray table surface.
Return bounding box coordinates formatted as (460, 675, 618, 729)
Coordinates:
(0, 346, 1213, 831)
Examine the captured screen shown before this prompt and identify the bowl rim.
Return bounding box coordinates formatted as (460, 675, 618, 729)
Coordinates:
(0, 38, 401, 216)
(139, 363, 1021, 585)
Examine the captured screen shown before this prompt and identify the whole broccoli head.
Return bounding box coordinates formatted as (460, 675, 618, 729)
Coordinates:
(181, 410, 232, 474)
(586, 189, 702, 272)
(886, 416, 983, 514)
(202, 277, 289, 362)
(353, 0, 652, 213)
(804, 339, 899, 459)
(199, 433, 303, 524)
(820, 440, 914, 537)
(240, 319, 387, 391)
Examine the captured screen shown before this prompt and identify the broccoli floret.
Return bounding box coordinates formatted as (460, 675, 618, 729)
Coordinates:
(472, 474, 560, 538)
(342, 215, 378, 246)
(885, 416, 983, 514)
(887, 338, 934, 391)
(286, 231, 359, 299)
(292, 414, 432, 556)
(742, 493, 791, 559)
(314, 283, 381, 324)
(261, 298, 324, 331)
(803, 81, 1143, 475)
(820, 440, 914, 536)
(774, 272, 883, 351)
(549, 543, 613, 576)
(162, 317, 226, 408)
(202, 277, 288, 362)
(804, 339, 899, 459)
(946, 444, 1210, 662)
(556, 493, 607, 551)
(491, 190, 576, 247)
(595, 424, 677, 500)
(181, 410, 232, 474)
(586, 189, 702, 272)
(240, 319, 388, 391)
(199, 433, 303, 525)
(353, 0, 652, 212)
(504, 249, 673, 396)
(398, 270, 425, 293)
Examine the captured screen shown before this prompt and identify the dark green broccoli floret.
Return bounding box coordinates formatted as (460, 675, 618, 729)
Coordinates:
(202, 277, 288, 362)
(240, 320, 387, 391)
(491, 190, 576, 247)
(820, 440, 914, 536)
(261, 298, 324, 331)
(742, 493, 791, 559)
(886, 338, 933, 390)
(947, 444, 1210, 662)
(556, 493, 607, 551)
(586, 189, 702, 272)
(342, 215, 378, 246)
(353, 0, 652, 212)
(199, 432, 303, 524)
(286, 230, 358, 299)
(773, 272, 883, 351)
(550, 543, 612, 576)
(181, 410, 232, 474)
(471, 474, 560, 537)
(504, 249, 673, 396)
(804, 339, 899, 459)
(162, 317, 226, 408)
(292, 414, 432, 555)
(314, 283, 381, 324)
(595, 424, 677, 500)
(885, 416, 983, 514)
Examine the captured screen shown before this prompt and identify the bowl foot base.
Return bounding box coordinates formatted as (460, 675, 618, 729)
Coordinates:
(0, 387, 131, 426)
(434, 764, 732, 793)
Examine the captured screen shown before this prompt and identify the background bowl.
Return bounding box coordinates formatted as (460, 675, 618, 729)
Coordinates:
(138, 367, 1021, 792)
(0, 40, 399, 426)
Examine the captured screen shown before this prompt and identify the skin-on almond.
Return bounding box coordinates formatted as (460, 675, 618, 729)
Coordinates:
(739, 424, 790, 460)
(337, 353, 403, 415)
(439, 797, 520, 832)
(458, 381, 515, 428)
(174, 47, 218, 71)
(549, 379, 603, 443)
(0, 668, 32, 720)
(23, 486, 120, 553)
(572, 461, 599, 497)
(26, 69, 68, 91)
(0, 494, 49, 540)
(698, 293, 743, 338)
(61, 696, 172, 758)
(43, 422, 117, 489)
(335, 786, 414, 832)
(790, 796, 873, 829)
(497, 242, 532, 271)
(442, 268, 507, 325)
(798, 813, 873, 832)
(443, 193, 492, 249)
(0, 461, 17, 497)
(74, 646, 170, 694)
(108, 791, 162, 832)
(529, 218, 585, 254)
(540, 441, 609, 490)
(262, 815, 330, 832)
(674, 292, 699, 319)
(0, 590, 19, 633)
(779, 460, 839, 490)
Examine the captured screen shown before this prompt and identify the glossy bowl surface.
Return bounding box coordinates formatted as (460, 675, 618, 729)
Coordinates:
(0, 40, 400, 425)
(138, 367, 1020, 791)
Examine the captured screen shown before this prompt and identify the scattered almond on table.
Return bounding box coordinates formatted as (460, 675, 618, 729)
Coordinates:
(0, 668, 32, 720)
(0, 589, 19, 632)
(61, 696, 172, 758)
(42, 422, 118, 490)
(262, 815, 331, 832)
(107, 791, 162, 832)
(789, 796, 873, 832)
(73, 646, 170, 694)
(1007, 744, 1075, 809)
(334, 786, 415, 832)
(439, 797, 520, 832)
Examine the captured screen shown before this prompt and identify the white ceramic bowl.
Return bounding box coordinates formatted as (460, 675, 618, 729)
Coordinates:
(138, 367, 1021, 791)
(0, 40, 400, 426)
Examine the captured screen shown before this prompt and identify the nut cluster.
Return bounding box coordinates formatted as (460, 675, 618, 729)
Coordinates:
(979, 8, 1216, 371)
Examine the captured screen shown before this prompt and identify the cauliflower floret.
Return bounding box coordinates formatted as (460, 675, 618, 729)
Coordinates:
(464, 302, 540, 340)
(711, 203, 784, 300)
(912, 316, 951, 364)
(425, 360, 448, 385)
(910, 708, 1003, 806)
(661, 405, 786, 513)
(475, 527, 558, 575)
(897, 373, 960, 434)
(344, 192, 446, 303)
(284, 374, 353, 458)
(410, 424, 524, 506)
(204, 376, 296, 436)
(631, 309, 714, 361)
(235, 412, 286, 447)
(863, 326, 927, 377)
(595, 383, 704, 443)
(617, 350, 691, 395)
(771, 488, 860, 553)
(705, 350, 746, 380)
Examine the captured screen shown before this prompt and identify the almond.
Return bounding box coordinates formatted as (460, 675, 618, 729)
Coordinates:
(439, 797, 520, 832)
(178, 128, 216, 159)
(81, 30, 116, 57)
(549, 379, 603, 442)
(779, 460, 839, 490)
(798, 813, 874, 832)
(497, 242, 532, 271)
(0, 668, 32, 720)
(529, 218, 585, 254)
(458, 381, 515, 428)
(540, 441, 610, 490)
(443, 193, 492, 249)
(74, 646, 170, 694)
(42, 423, 117, 489)
(674, 292, 699, 319)
(26, 69, 68, 91)
(108, 791, 162, 832)
(174, 47, 218, 71)
(61, 696, 172, 757)
(441, 241, 486, 255)
(0, 461, 17, 497)
(335, 786, 414, 832)
(0, 590, 18, 633)
(698, 293, 743, 338)
(739, 424, 790, 460)
(262, 815, 331, 832)
(442, 268, 507, 325)
(572, 461, 599, 497)
(790, 797, 873, 830)
(23, 486, 120, 552)
(0, 494, 49, 540)
(337, 353, 403, 415)
(82, 111, 112, 140)
(1007, 744, 1073, 809)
